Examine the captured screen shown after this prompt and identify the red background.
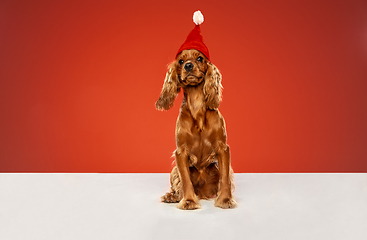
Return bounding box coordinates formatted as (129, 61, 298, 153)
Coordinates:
(1, 0, 366, 172)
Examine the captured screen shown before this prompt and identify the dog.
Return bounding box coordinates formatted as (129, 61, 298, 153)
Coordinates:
(156, 49, 236, 210)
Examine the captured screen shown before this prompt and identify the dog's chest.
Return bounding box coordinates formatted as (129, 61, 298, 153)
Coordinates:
(182, 87, 221, 168)
(187, 92, 205, 124)
(188, 127, 217, 168)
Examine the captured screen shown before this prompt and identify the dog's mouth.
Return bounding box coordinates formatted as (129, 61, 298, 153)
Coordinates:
(180, 73, 204, 85)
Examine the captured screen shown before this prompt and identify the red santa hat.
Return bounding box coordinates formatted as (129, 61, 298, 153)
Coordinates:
(176, 10, 210, 61)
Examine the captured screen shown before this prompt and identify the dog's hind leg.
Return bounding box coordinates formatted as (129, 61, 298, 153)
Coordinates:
(161, 166, 182, 203)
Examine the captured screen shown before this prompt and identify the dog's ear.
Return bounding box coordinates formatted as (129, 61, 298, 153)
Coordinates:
(204, 62, 223, 110)
(155, 62, 181, 111)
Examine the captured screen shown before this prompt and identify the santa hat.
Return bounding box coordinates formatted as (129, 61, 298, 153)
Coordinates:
(176, 10, 210, 61)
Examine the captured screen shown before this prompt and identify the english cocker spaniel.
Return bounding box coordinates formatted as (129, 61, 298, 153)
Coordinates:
(156, 49, 236, 210)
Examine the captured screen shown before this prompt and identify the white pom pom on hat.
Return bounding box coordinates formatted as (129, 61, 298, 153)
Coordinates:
(176, 10, 210, 60)
(193, 10, 204, 25)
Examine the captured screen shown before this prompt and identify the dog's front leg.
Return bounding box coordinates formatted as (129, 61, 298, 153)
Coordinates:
(215, 143, 237, 209)
(175, 147, 200, 210)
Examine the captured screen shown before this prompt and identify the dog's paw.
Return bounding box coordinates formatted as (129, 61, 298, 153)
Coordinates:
(214, 195, 237, 209)
(177, 199, 201, 210)
(161, 192, 180, 203)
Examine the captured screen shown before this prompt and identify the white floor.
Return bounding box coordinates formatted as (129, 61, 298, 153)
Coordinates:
(0, 173, 366, 240)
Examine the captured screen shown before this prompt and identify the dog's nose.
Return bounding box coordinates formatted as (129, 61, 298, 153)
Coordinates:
(184, 62, 194, 72)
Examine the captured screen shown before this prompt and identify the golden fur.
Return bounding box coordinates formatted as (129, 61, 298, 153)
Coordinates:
(156, 49, 236, 210)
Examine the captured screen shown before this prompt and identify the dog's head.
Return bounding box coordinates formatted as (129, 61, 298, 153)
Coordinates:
(177, 49, 208, 86)
(156, 49, 222, 111)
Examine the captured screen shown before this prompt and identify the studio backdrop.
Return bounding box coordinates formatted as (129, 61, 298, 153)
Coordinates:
(1, 0, 366, 172)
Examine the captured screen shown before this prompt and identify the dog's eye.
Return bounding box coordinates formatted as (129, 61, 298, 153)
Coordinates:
(179, 60, 184, 65)
(197, 56, 203, 62)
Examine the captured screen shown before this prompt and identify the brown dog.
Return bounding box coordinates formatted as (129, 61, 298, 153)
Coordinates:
(156, 49, 236, 210)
